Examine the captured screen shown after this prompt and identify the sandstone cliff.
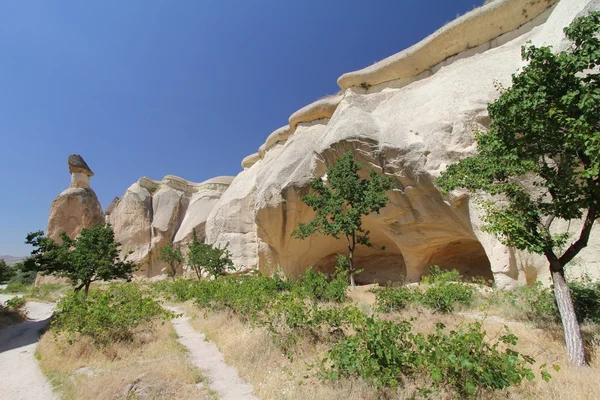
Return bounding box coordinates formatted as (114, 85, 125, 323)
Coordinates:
(107, 175, 233, 277)
(204, 0, 600, 289)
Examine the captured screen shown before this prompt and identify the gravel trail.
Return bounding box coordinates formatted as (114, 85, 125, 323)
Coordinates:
(0, 294, 57, 400)
(166, 306, 258, 400)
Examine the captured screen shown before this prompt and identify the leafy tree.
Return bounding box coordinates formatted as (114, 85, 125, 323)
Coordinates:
(157, 242, 183, 280)
(0, 259, 15, 283)
(25, 223, 136, 296)
(187, 230, 234, 279)
(8, 261, 37, 285)
(292, 152, 392, 289)
(437, 12, 600, 366)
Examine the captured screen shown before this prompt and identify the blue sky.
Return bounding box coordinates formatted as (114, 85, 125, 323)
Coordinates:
(0, 0, 484, 255)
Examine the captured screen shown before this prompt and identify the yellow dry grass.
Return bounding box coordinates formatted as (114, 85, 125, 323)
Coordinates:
(37, 321, 217, 400)
(182, 291, 600, 400)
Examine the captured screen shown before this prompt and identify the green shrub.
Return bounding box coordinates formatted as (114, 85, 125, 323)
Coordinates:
(52, 284, 171, 346)
(570, 278, 600, 324)
(8, 262, 37, 285)
(0, 259, 16, 283)
(420, 281, 475, 313)
(419, 266, 474, 313)
(293, 267, 347, 303)
(504, 279, 600, 325)
(375, 285, 415, 312)
(3, 281, 27, 293)
(6, 296, 26, 309)
(321, 319, 546, 398)
(420, 265, 463, 285)
(375, 267, 475, 313)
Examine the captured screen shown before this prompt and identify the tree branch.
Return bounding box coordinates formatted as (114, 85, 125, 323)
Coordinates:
(559, 204, 597, 266)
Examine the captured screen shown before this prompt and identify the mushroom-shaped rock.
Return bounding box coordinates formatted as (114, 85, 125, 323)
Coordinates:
(37, 155, 104, 285)
(68, 154, 95, 188)
(68, 154, 94, 175)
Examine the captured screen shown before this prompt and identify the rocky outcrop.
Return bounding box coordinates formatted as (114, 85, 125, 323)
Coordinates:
(47, 154, 104, 241)
(206, 0, 600, 288)
(38, 155, 104, 285)
(108, 175, 233, 277)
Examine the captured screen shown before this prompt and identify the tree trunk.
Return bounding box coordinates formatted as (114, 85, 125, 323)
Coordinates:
(84, 281, 91, 297)
(551, 264, 587, 366)
(348, 248, 356, 290)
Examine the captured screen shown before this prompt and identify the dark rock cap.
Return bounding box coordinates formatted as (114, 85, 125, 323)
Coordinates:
(68, 154, 94, 176)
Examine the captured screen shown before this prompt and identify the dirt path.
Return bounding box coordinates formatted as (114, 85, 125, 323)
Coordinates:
(166, 306, 258, 400)
(0, 294, 57, 400)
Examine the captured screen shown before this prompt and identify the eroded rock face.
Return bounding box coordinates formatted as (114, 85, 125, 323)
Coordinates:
(108, 176, 233, 277)
(206, 0, 600, 288)
(37, 155, 104, 285)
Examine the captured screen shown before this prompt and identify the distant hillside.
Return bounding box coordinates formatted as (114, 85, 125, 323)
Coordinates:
(0, 255, 26, 266)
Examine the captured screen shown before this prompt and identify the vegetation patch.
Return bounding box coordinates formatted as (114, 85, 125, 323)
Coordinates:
(38, 312, 215, 400)
(52, 284, 172, 347)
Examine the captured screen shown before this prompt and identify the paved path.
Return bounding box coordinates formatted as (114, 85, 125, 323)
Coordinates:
(0, 294, 57, 400)
(166, 306, 258, 400)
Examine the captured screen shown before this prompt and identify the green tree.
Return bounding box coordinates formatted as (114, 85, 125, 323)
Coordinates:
(187, 230, 234, 279)
(157, 242, 183, 280)
(292, 152, 392, 289)
(25, 223, 136, 296)
(437, 13, 600, 366)
(0, 259, 16, 283)
(9, 261, 37, 285)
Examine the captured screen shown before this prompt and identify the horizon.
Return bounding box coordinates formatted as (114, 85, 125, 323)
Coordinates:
(0, 0, 486, 256)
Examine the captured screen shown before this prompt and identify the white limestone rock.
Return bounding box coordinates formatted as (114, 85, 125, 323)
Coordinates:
(109, 175, 234, 277)
(206, 0, 600, 288)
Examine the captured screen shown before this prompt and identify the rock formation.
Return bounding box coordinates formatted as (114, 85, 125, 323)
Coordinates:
(46, 154, 104, 241)
(205, 0, 600, 288)
(37, 154, 105, 285)
(107, 175, 233, 277)
(49, 0, 600, 288)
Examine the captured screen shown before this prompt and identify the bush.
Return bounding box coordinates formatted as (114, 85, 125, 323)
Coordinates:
(570, 278, 600, 324)
(293, 267, 348, 303)
(0, 259, 15, 283)
(5, 296, 26, 310)
(8, 262, 37, 285)
(321, 319, 546, 398)
(420, 281, 475, 313)
(2, 281, 27, 293)
(52, 284, 171, 346)
(501, 278, 600, 325)
(375, 285, 415, 312)
(420, 265, 463, 285)
(374, 267, 475, 313)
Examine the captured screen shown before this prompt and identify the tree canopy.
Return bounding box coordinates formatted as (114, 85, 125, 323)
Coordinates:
(437, 12, 600, 366)
(187, 230, 234, 279)
(26, 223, 136, 295)
(292, 151, 392, 288)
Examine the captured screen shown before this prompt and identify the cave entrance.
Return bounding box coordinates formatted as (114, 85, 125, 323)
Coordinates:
(313, 250, 407, 285)
(424, 239, 493, 281)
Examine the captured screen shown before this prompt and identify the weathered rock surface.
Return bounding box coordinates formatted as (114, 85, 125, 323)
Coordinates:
(38, 155, 104, 285)
(108, 175, 233, 277)
(206, 0, 600, 288)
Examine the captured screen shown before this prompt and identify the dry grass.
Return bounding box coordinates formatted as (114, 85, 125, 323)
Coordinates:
(181, 290, 600, 400)
(37, 321, 216, 400)
(182, 303, 425, 400)
(0, 307, 25, 329)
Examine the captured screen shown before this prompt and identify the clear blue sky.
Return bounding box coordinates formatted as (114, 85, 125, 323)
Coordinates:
(0, 0, 484, 256)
